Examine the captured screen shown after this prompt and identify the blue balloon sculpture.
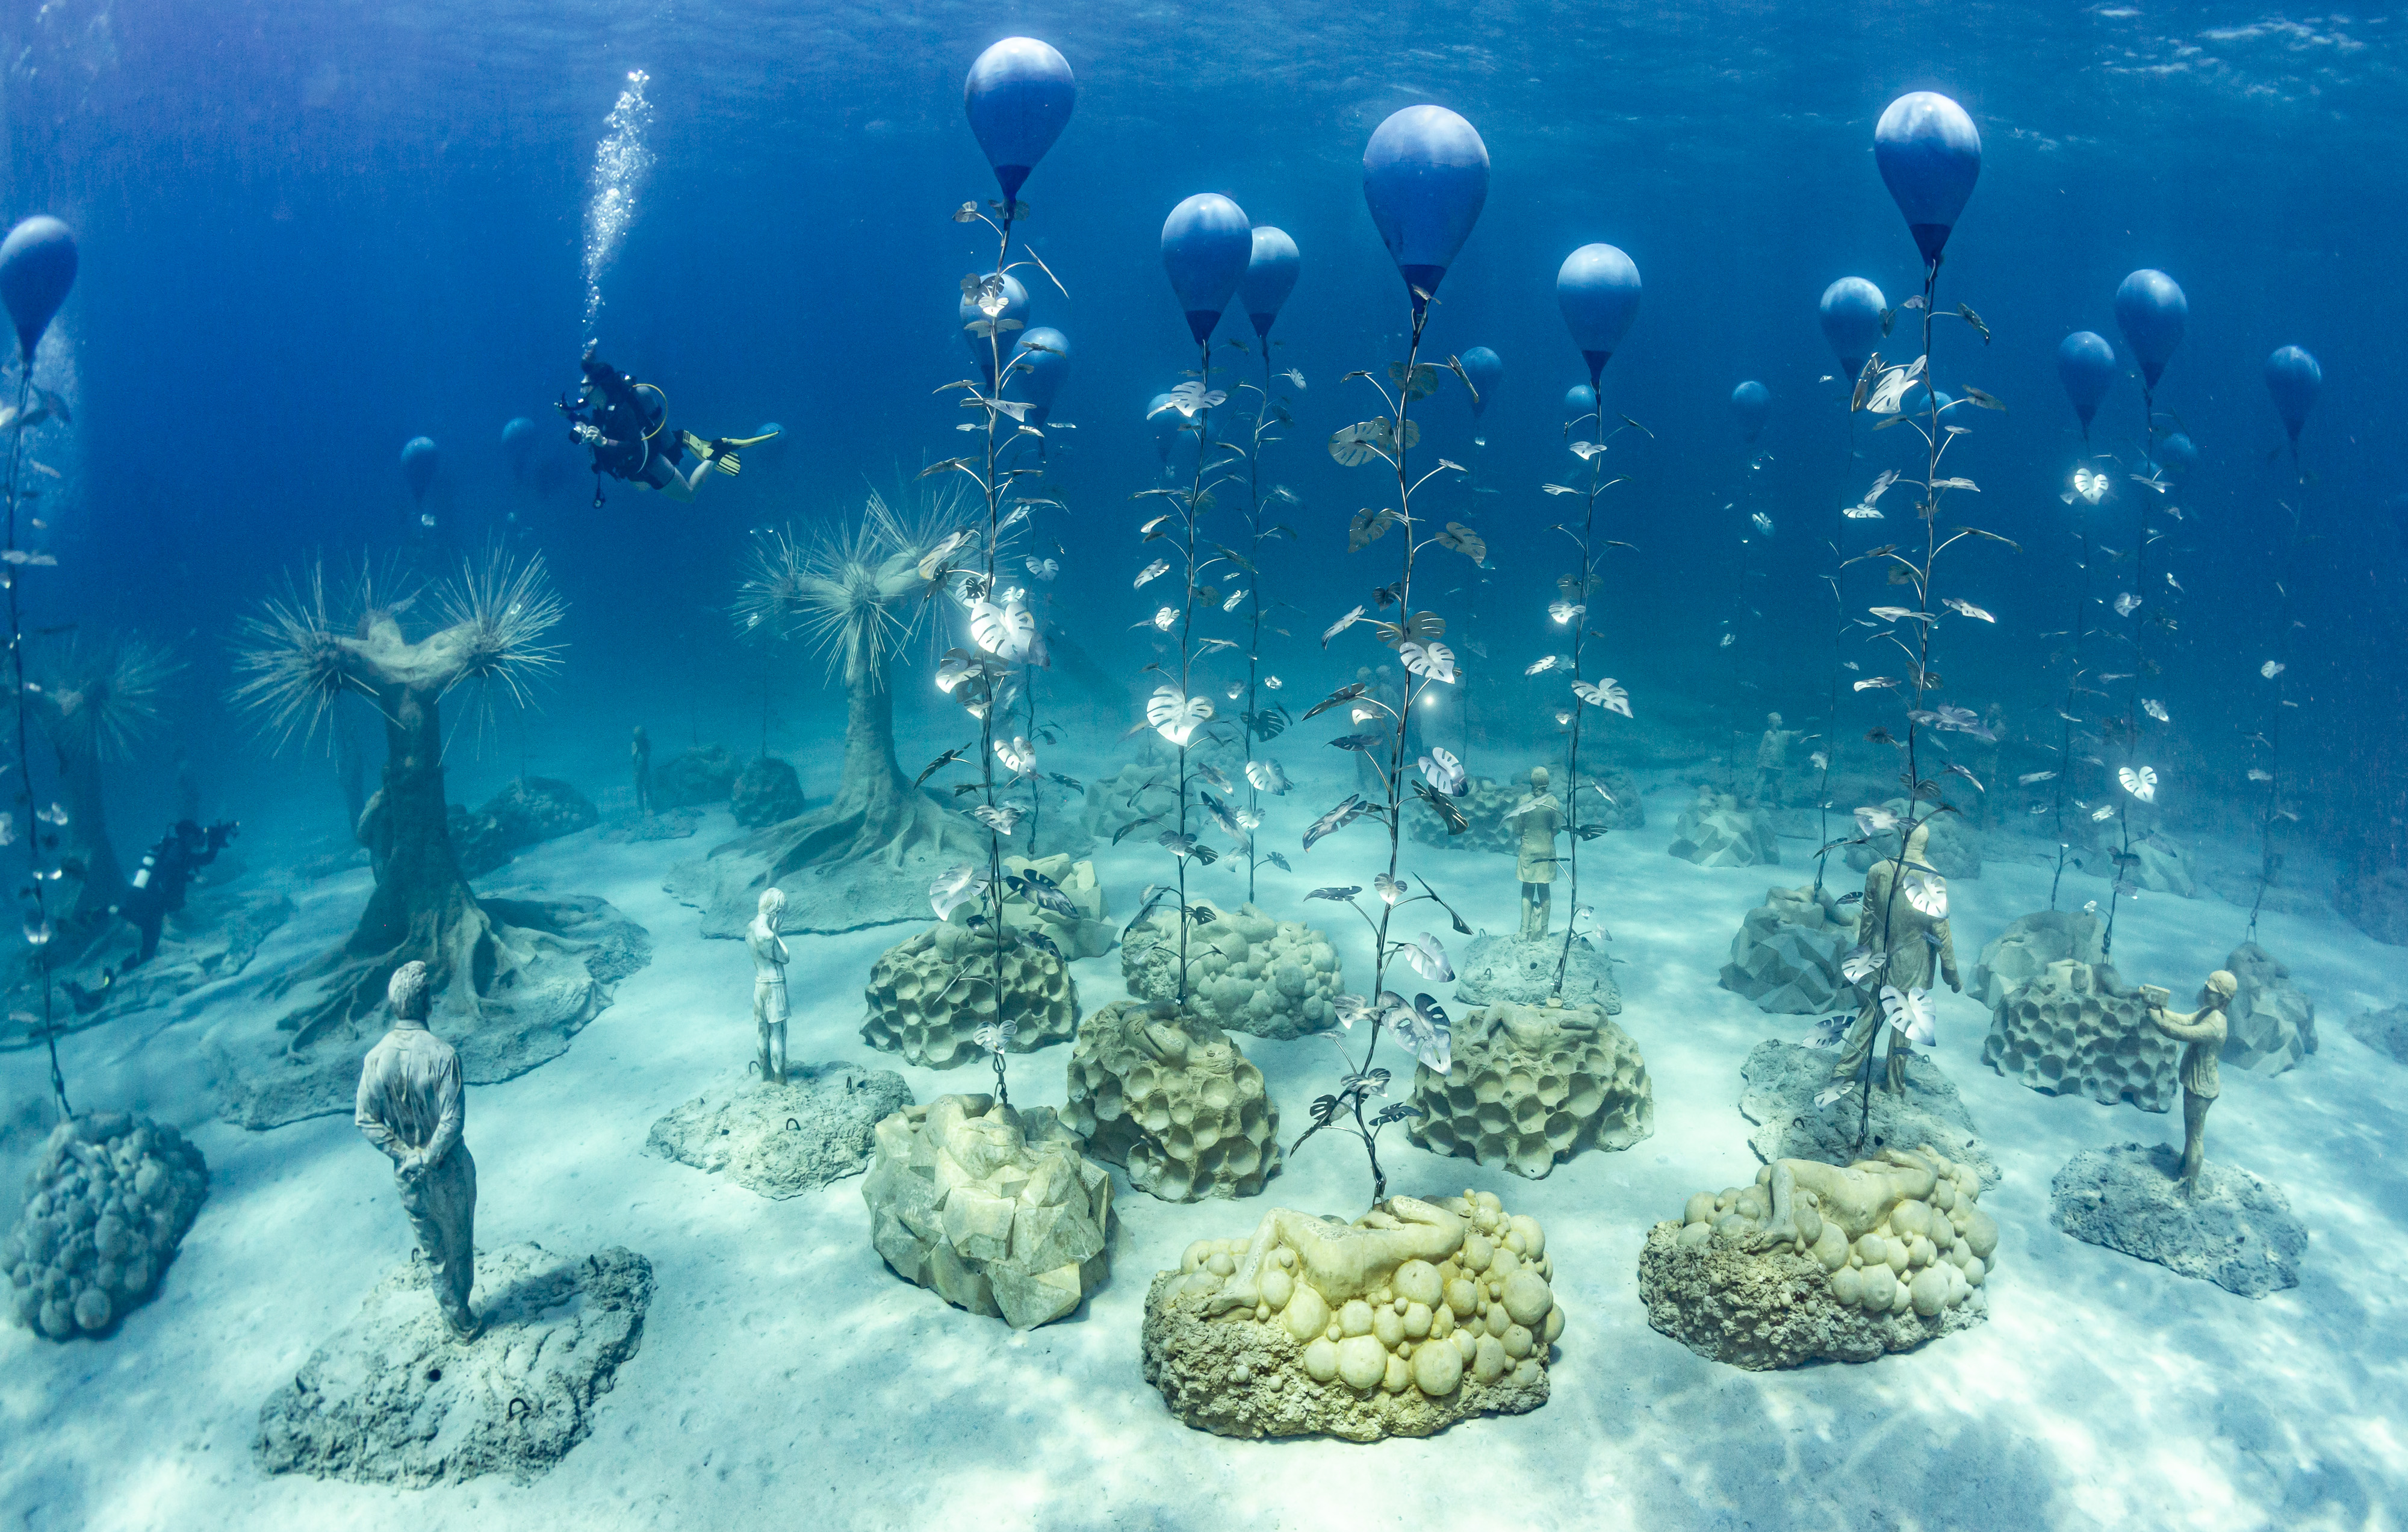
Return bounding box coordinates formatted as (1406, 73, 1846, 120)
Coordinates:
(501, 417, 539, 480)
(963, 39, 1075, 203)
(0, 216, 77, 363)
(2156, 431, 2198, 479)
(1459, 346, 1503, 418)
(2056, 332, 2116, 436)
(1556, 244, 1641, 387)
(1362, 106, 1489, 318)
(1241, 228, 1300, 340)
(2114, 270, 2187, 391)
(1563, 383, 1597, 427)
(2264, 346, 2321, 445)
(1818, 277, 1885, 376)
(1012, 326, 1072, 424)
(1874, 93, 1981, 266)
(1730, 381, 1771, 442)
(401, 437, 439, 504)
(1161, 194, 1252, 346)
(959, 271, 1031, 381)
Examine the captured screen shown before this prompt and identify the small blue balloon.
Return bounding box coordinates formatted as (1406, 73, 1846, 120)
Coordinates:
(751, 423, 786, 455)
(1901, 383, 1956, 417)
(2264, 346, 2321, 444)
(963, 38, 1075, 203)
(501, 417, 538, 479)
(1361, 105, 1489, 317)
(1556, 244, 1641, 386)
(0, 216, 77, 362)
(959, 271, 1031, 381)
(2056, 332, 2116, 432)
(1874, 93, 1981, 265)
(1161, 194, 1252, 346)
(1818, 277, 1885, 375)
(1459, 346, 1503, 418)
(401, 436, 439, 503)
(2114, 270, 2187, 391)
(2157, 432, 2198, 478)
(1012, 326, 1072, 423)
(1563, 383, 1597, 425)
(1730, 381, 1770, 442)
(1240, 227, 1299, 340)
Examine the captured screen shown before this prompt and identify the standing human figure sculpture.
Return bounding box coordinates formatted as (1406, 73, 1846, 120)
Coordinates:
(748, 887, 791, 1085)
(2147, 969, 2233, 1189)
(1832, 819, 1960, 1093)
(354, 960, 480, 1339)
(1507, 766, 1563, 941)
(1752, 712, 1802, 807)
(631, 724, 654, 817)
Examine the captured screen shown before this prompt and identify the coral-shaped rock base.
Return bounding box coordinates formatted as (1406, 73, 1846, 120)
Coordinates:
(860, 922, 1079, 1068)
(1969, 909, 2103, 1010)
(861, 1095, 1112, 1329)
(1141, 1191, 1559, 1441)
(645, 1064, 914, 1199)
(1407, 999, 1652, 1178)
(1064, 1000, 1279, 1202)
(1982, 958, 2178, 1111)
(993, 854, 1114, 960)
(2223, 941, 2315, 1075)
(2050, 1143, 2307, 1298)
(1639, 1147, 1995, 1369)
(254, 1243, 653, 1486)
(1121, 902, 1342, 1041)
(656, 744, 737, 808)
(1668, 787, 1779, 867)
(1720, 884, 1856, 1013)
(1451, 932, 1621, 1011)
(1739, 1040, 1999, 1188)
(4, 1112, 208, 1339)
(729, 757, 805, 827)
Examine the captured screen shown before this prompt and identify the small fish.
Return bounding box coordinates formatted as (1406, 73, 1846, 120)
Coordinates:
(2165, 572, 2185, 594)
(2019, 770, 2058, 786)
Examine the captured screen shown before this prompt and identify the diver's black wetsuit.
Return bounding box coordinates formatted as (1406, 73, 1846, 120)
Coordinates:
(117, 820, 238, 967)
(559, 353, 694, 503)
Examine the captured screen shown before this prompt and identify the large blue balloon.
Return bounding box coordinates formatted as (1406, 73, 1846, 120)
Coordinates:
(959, 270, 1031, 381)
(2264, 346, 2321, 444)
(1361, 106, 1489, 317)
(2114, 270, 2187, 391)
(1563, 383, 1597, 426)
(0, 216, 77, 362)
(401, 436, 439, 504)
(2157, 431, 2198, 479)
(1818, 277, 1885, 374)
(1730, 381, 1770, 442)
(1240, 227, 1299, 340)
(2056, 332, 2116, 432)
(1012, 326, 1072, 424)
(1459, 346, 1503, 418)
(501, 417, 539, 479)
(1874, 93, 1981, 266)
(1161, 194, 1252, 346)
(963, 39, 1075, 202)
(1556, 244, 1641, 386)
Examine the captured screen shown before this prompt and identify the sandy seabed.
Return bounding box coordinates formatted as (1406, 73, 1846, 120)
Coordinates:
(2, 743, 2402, 1532)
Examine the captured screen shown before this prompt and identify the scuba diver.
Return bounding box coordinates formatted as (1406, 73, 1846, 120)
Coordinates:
(557, 350, 778, 507)
(65, 819, 240, 1013)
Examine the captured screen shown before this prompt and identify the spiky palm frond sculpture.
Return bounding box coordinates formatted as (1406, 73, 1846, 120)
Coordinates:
(23, 634, 185, 917)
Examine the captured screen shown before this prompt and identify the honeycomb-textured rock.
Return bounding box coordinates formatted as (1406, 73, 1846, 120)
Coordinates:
(1638, 1146, 1993, 1369)
(1410, 770, 1642, 851)
(861, 1094, 1112, 1330)
(728, 756, 805, 827)
(861, 920, 1079, 1068)
(1063, 1000, 1279, 1202)
(1981, 958, 2177, 1111)
(1668, 787, 1778, 867)
(983, 853, 1114, 960)
(4, 1112, 208, 1340)
(1122, 901, 1342, 1041)
(654, 744, 737, 808)
(1845, 798, 1981, 879)
(1141, 1189, 1557, 1440)
(2223, 942, 2315, 1075)
(1406, 998, 1652, 1178)
(1451, 932, 1621, 1011)
(1969, 909, 2103, 1009)
(1719, 884, 1857, 1013)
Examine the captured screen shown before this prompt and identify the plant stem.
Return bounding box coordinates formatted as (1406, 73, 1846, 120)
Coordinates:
(1553, 427, 1607, 995)
(2103, 385, 2155, 962)
(4, 364, 68, 1121)
(2249, 447, 2304, 941)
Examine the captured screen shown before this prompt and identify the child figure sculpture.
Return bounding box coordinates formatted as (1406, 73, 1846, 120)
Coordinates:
(631, 725, 654, 817)
(1509, 766, 1563, 941)
(355, 961, 480, 1339)
(1832, 819, 1960, 1093)
(1753, 712, 1802, 807)
(2148, 970, 2234, 1188)
(748, 887, 791, 1085)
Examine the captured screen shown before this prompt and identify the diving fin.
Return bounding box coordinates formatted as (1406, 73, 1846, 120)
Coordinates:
(679, 429, 751, 476)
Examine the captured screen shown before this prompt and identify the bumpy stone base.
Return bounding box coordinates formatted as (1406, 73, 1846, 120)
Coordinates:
(1407, 998, 1651, 1178)
(860, 922, 1079, 1069)
(253, 1243, 653, 1486)
(1451, 931, 1621, 1012)
(2050, 1143, 2307, 1298)
(1740, 1040, 1999, 1188)
(4, 1112, 208, 1339)
(1121, 902, 1343, 1041)
(1982, 958, 2177, 1111)
(1063, 1000, 1279, 1202)
(1719, 884, 1855, 1014)
(2348, 1004, 2408, 1065)
(1141, 1191, 1557, 1441)
(645, 1064, 913, 1199)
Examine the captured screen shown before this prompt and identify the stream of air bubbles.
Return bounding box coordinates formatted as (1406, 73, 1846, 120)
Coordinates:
(582, 70, 654, 346)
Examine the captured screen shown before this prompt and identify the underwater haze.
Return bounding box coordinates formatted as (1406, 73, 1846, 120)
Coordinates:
(4, 2, 2407, 1529)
